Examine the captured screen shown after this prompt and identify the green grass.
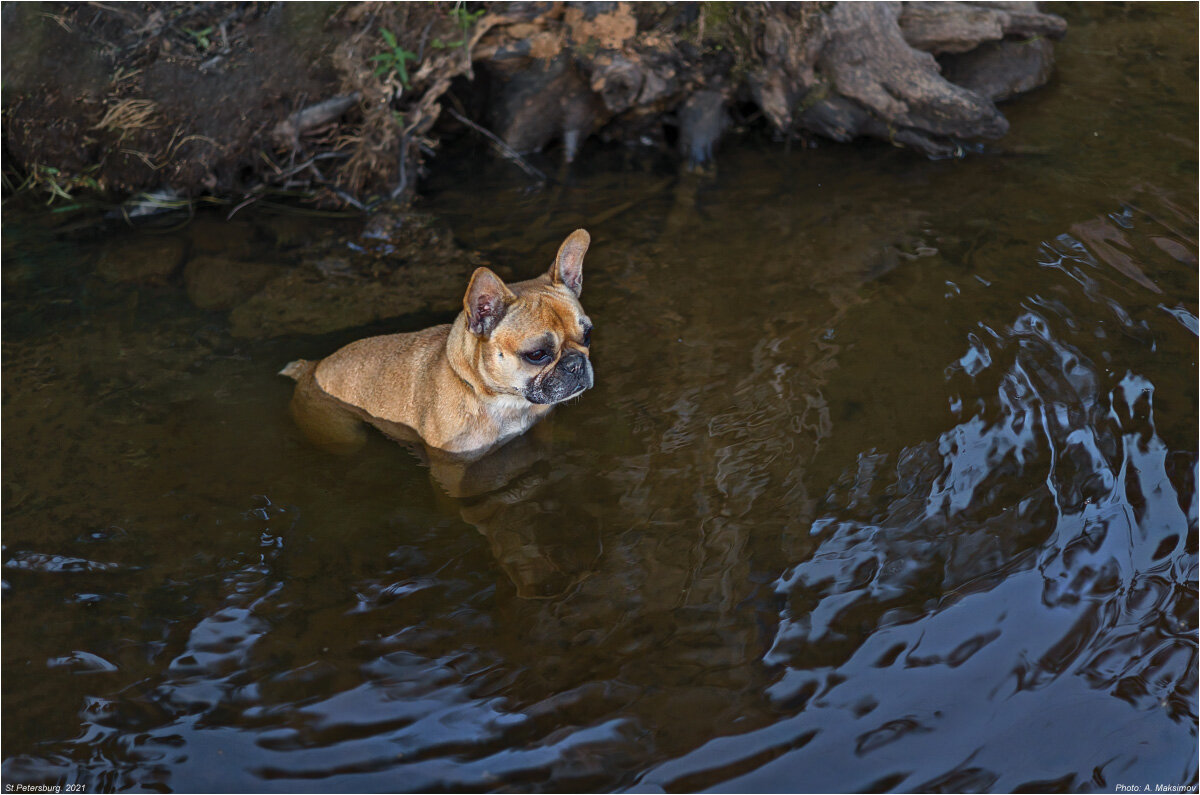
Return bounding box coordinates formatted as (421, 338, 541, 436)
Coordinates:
(432, 5, 485, 50)
(370, 28, 418, 86)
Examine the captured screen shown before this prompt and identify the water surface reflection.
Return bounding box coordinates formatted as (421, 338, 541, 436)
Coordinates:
(3, 4, 1197, 792)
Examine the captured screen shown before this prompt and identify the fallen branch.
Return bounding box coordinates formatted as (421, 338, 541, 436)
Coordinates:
(273, 93, 362, 150)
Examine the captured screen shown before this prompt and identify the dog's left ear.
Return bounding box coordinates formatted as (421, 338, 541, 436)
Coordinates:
(549, 229, 589, 297)
(465, 267, 516, 338)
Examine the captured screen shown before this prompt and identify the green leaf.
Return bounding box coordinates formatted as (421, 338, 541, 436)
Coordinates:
(381, 28, 397, 48)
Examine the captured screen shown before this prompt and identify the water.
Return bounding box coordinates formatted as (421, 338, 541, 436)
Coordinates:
(3, 5, 1196, 792)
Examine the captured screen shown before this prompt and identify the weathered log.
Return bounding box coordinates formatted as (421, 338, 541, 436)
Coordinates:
(940, 37, 1057, 102)
(809, 2, 1009, 151)
(899, 1, 1066, 55)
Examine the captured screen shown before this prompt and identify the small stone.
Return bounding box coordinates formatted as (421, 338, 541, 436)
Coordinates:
(188, 216, 258, 257)
(184, 255, 283, 311)
(229, 266, 467, 338)
(258, 214, 316, 249)
(96, 236, 186, 285)
(362, 212, 400, 240)
(228, 213, 486, 338)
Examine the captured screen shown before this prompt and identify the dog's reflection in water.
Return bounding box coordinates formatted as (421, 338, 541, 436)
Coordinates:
(288, 374, 599, 598)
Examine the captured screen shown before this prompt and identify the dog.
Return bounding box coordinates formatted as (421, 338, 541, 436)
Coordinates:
(280, 229, 594, 458)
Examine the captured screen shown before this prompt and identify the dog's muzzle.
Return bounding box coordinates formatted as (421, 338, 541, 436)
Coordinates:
(526, 353, 593, 404)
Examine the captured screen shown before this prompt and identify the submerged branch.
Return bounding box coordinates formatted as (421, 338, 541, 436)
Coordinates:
(444, 107, 548, 184)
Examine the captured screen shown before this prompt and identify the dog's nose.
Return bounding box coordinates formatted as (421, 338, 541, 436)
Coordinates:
(562, 353, 586, 375)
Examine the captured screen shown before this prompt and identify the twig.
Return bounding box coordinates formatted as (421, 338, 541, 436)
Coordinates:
(228, 195, 258, 219)
(272, 151, 351, 180)
(309, 162, 368, 211)
(302, 160, 362, 210)
(308, 158, 369, 211)
(444, 107, 548, 183)
(86, 2, 139, 23)
(331, 188, 368, 211)
(390, 129, 413, 200)
(416, 20, 435, 64)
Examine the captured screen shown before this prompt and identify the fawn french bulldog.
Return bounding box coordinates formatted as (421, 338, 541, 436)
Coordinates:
(280, 229, 594, 457)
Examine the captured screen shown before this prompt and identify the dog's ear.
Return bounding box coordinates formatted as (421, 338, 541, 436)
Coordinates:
(464, 267, 515, 337)
(549, 229, 589, 297)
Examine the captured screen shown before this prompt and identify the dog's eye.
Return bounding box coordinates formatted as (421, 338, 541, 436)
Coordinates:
(524, 349, 551, 364)
(582, 327, 592, 346)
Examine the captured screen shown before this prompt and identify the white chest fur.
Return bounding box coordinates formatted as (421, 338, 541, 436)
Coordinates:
(487, 394, 544, 443)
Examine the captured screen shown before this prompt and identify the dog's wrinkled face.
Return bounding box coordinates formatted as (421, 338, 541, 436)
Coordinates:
(464, 230, 594, 407)
(498, 299, 593, 405)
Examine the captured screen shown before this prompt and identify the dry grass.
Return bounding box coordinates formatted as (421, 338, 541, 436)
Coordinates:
(323, 2, 501, 201)
(92, 98, 158, 137)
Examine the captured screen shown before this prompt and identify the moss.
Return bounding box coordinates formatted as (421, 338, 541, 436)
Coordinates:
(698, 2, 760, 86)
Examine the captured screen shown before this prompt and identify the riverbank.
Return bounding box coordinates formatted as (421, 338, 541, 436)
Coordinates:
(3, 1, 1066, 212)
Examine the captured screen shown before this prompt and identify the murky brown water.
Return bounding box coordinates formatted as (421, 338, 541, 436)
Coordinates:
(3, 5, 1197, 792)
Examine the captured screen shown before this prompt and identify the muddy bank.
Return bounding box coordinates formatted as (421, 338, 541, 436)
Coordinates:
(3, 2, 1066, 210)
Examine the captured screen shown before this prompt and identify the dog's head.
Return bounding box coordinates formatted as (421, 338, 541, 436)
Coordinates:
(463, 229, 594, 405)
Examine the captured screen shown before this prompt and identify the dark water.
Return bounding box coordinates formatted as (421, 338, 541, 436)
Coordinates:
(3, 5, 1197, 793)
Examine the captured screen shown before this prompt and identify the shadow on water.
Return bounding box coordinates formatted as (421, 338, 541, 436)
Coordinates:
(2, 4, 1197, 792)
